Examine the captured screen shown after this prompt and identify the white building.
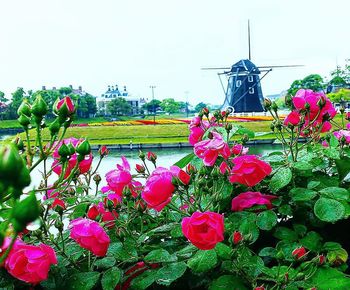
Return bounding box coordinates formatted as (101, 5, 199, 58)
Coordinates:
(96, 84, 147, 115)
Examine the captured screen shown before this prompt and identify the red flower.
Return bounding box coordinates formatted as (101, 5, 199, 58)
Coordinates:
(51, 198, 66, 210)
(141, 167, 175, 211)
(231, 191, 277, 211)
(99, 145, 109, 157)
(170, 166, 191, 185)
(283, 111, 301, 126)
(233, 231, 243, 244)
(146, 151, 157, 162)
(229, 155, 272, 187)
(56, 96, 75, 117)
(181, 211, 224, 250)
(292, 247, 307, 259)
(135, 164, 145, 173)
(319, 255, 325, 265)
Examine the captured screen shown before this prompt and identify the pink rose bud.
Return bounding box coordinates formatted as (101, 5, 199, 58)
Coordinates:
(146, 151, 157, 162)
(99, 145, 109, 157)
(202, 107, 209, 115)
(135, 164, 145, 173)
(292, 247, 307, 259)
(233, 231, 243, 244)
(219, 161, 230, 175)
(69, 218, 110, 257)
(319, 255, 325, 265)
(186, 163, 197, 175)
(3, 239, 57, 285)
(181, 211, 224, 250)
(51, 198, 66, 211)
(56, 96, 75, 117)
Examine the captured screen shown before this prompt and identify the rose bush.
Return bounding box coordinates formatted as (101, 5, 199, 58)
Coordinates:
(1, 90, 350, 289)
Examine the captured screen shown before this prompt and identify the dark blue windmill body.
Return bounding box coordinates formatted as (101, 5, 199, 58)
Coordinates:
(223, 59, 264, 112)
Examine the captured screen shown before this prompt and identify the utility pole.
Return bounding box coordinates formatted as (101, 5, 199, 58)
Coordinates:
(149, 85, 156, 125)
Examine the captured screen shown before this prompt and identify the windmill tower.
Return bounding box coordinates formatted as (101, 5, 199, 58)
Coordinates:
(203, 21, 302, 113)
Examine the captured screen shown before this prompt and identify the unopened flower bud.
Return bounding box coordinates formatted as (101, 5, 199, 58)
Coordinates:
(99, 145, 109, 157)
(31, 95, 48, 118)
(345, 112, 350, 121)
(202, 107, 209, 116)
(241, 134, 249, 144)
(93, 174, 101, 184)
(58, 142, 70, 158)
(138, 150, 145, 161)
(67, 142, 76, 156)
(17, 114, 31, 128)
(292, 247, 307, 260)
(135, 164, 145, 173)
(76, 139, 91, 156)
(233, 231, 243, 244)
(11, 136, 24, 151)
(54, 220, 64, 232)
(146, 151, 157, 162)
(17, 99, 31, 117)
(340, 106, 345, 114)
(49, 118, 61, 136)
(270, 122, 275, 132)
(0, 144, 26, 183)
(55, 96, 75, 118)
(225, 123, 233, 132)
(271, 102, 278, 112)
(186, 163, 197, 175)
(317, 96, 327, 108)
(263, 98, 272, 110)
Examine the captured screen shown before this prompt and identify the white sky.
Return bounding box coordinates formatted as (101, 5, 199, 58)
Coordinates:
(0, 0, 349, 105)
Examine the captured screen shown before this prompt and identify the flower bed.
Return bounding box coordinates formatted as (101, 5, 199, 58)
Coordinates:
(1, 91, 350, 289)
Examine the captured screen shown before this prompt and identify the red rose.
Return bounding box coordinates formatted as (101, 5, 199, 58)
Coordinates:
(181, 211, 224, 250)
(229, 155, 272, 187)
(292, 247, 307, 259)
(231, 191, 277, 211)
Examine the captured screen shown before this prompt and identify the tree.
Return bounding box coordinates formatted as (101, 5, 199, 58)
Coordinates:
(287, 74, 324, 97)
(142, 99, 161, 113)
(0, 91, 8, 102)
(195, 102, 207, 112)
(59, 87, 73, 96)
(7, 87, 26, 119)
(160, 98, 180, 114)
(327, 88, 350, 103)
(107, 97, 131, 116)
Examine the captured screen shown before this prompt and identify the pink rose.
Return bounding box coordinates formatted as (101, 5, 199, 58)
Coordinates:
(229, 155, 272, 187)
(219, 161, 230, 175)
(231, 191, 277, 211)
(141, 167, 175, 211)
(231, 144, 249, 155)
(181, 211, 224, 250)
(334, 130, 350, 143)
(283, 111, 301, 126)
(69, 218, 110, 257)
(3, 239, 57, 285)
(189, 126, 205, 145)
(105, 156, 132, 197)
(194, 131, 230, 166)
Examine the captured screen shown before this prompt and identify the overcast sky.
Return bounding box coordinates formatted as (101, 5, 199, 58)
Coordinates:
(0, 0, 349, 105)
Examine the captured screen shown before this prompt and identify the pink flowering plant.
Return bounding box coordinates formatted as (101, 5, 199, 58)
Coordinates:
(1, 89, 350, 289)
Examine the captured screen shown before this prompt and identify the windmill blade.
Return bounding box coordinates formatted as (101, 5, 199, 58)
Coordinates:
(201, 67, 231, 70)
(257, 65, 304, 68)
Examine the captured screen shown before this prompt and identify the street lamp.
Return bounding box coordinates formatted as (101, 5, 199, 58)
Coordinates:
(149, 85, 156, 125)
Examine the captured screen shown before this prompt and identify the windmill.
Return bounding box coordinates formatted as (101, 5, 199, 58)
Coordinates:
(203, 21, 302, 113)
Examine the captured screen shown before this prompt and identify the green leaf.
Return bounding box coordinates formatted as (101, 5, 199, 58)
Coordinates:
(101, 267, 122, 290)
(94, 257, 116, 269)
(319, 187, 349, 201)
(239, 216, 259, 243)
(278, 204, 293, 216)
(293, 161, 314, 171)
(258, 247, 277, 257)
(270, 167, 292, 192)
(300, 231, 322, 251)
(71, 203, 88, 219)
(273, 227, 298, 241)
(256, 210, 277, 231)
(307, 180, 321, 189)
(130, 269, 158, 290)
(209, 275, 248, 290)
(314, 198, 345, 222)
(215, 243, 233, 260)
(187, 249, 217, 273)
(290, 188, 317, 202)
(67, 272, 100, 290)
(173, 153, 195, 168)
(144, 249, 177, 263)
(323, 242, 343, 251)
(309, 267, 350, 290)
(155, 262, 187, 286)
(292, 224, 307, 236)
(170, 225, 183, 238)
(335, 156, 350, 181)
